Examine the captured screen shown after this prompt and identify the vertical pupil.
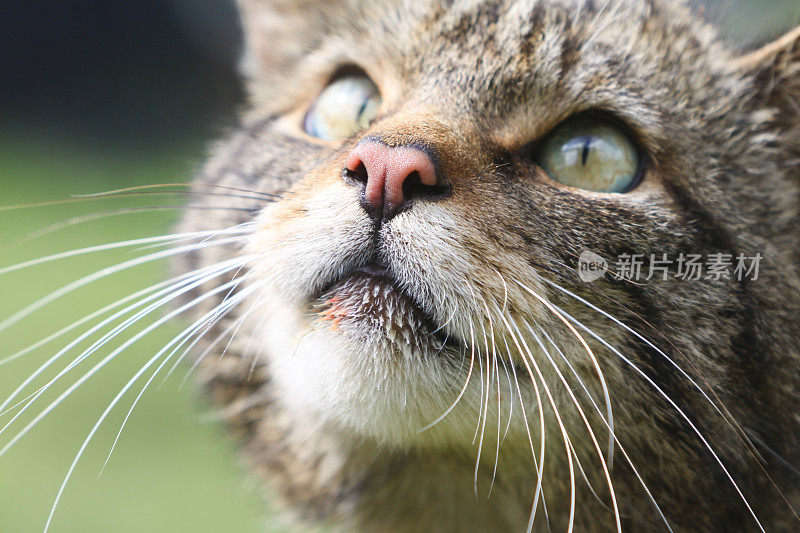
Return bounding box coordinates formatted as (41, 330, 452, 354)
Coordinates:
(580, 136, 593, 166)
(356, 97, 369, 120)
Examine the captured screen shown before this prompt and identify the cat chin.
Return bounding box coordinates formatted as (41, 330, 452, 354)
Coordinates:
(255, 300, 529, 449)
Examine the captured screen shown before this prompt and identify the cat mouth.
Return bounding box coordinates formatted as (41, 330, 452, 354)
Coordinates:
(314, 262, 461, 354)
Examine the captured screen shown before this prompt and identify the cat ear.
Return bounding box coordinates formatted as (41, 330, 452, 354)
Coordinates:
(236, 0, 345, 78)
(734, 26, 800, 126)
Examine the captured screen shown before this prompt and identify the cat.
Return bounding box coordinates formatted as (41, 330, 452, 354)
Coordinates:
(173, 0, 800, 531)
(5, 0, 800, 531)
(169, 1, 800, 531)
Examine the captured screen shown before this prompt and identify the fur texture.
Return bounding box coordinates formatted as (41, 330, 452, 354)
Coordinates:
(177, 1, 800, 531)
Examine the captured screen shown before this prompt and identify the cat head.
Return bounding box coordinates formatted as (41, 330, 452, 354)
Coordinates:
(182, 0, 800, 524)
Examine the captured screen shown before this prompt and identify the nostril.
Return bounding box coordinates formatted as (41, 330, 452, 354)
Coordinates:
(343, 161, 369, 184)
(401, 171, 451, 202)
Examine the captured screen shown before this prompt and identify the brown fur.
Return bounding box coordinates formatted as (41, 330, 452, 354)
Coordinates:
(178, 1, 800, 531)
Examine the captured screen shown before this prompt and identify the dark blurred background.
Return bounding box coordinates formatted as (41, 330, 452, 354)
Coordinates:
(1, 0, 243, 152)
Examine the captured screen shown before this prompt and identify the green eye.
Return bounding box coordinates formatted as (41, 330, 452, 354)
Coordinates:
(305, 75, 382, 141)
(537, 116, 641, 193)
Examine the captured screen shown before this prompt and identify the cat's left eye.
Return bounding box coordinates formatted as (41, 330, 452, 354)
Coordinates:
(305, 75, 382, 141)
(535, 115, 642, 193)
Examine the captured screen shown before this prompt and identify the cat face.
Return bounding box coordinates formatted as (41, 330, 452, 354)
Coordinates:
(181, 0, 800, 529)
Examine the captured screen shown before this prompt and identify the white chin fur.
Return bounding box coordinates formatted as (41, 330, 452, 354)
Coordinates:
(256, 301, 527, 449)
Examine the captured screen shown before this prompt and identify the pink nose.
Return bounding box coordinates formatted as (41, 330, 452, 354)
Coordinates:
(345, 140, 439, 220)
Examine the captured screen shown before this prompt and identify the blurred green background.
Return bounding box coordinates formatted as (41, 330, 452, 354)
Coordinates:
(0, 1, 798, 532)
(0, 138, 277, 533)
(0, 1, 279, 532)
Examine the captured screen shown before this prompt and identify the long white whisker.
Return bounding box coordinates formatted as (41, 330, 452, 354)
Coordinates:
(0, 275, 251, 464)
(473, 329, 485, 447)
(178, 318, 247, 390)
(0, 391, 43, 419)
(511, 345, 551, 532)
(176, 290, 269, 387)
(99, 280, 262, 475)
(165, 262, 254, 381)
(539, 277, 755, 455)
(503, 315, 576, 533)
(42, 280, 263, 532)
(497, 316, 551, 532)
(417, 321, 477, 433)
(0, 258, 256, 447)
(0, 256, 254, 417)
(477, 299, 502, 498)
(474, 319, 493, 495)
(498, 354, 515, 444)
(513, 280, 615, 469)
(244, 295, 282, 377)
(0, 268, 203, 368)
(0, 224, 255, 277)
(523, 321, 621, 533)
(546, 299, 765, 532)
(491, 326, 502, 497)
(538, 326, 671, 531)
(0, 235, 250, 334)
(566, 436, 607, 510)
(131, 221, 255, 256)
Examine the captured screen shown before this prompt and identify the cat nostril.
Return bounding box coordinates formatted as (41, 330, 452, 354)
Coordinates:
(401, 171, 446, 203)
(343, 161, 369, 184)
(344, 139, 446, 220)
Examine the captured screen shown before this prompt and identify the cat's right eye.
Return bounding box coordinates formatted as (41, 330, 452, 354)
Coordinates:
(305, 75, 382, 142)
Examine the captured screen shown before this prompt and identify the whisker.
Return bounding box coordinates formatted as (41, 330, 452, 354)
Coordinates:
(566, 436, 608, 511)
(538, 326, 672, 531)
(475, 298, 503, 498)
(1, 207, 255, 255)
(417, 321, 477, 433)
(497, 354, 515, 444)
(544, 298, 766, 532)
(429, 304, 459, 336)
(243, 299, 276, 378)
(41, 280, 264, 533)
(491, 325, 502, 498)
(0, 256, 257, 433)
(497, 316, 553, 532)
(0, 223, 255, 277)
(0, 274, 255, 464)
(523, 321, 621, 532)
(744, 430, 800, 479)
(501, 313, 576, 533)
(175, 290, 269, 387)
(0, 390, 44, 419)
(473, 328, 485, 447)
(0, 269, 197, 368)
(0, 234, 251, 335)
(504, 336, 551, 533)
(71, 182, 281, 200)
(72, 189, 272, 204)
(178, 300, 261, 388)
(161, 265, 253, 385)
(486, 270, 516, 444)
(0, 191, 266, 215)
(539, 277, 760, 459)
(474, 319, 493, 495)
(511, 279, 616, 469)
(99, 278, 262, 475)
